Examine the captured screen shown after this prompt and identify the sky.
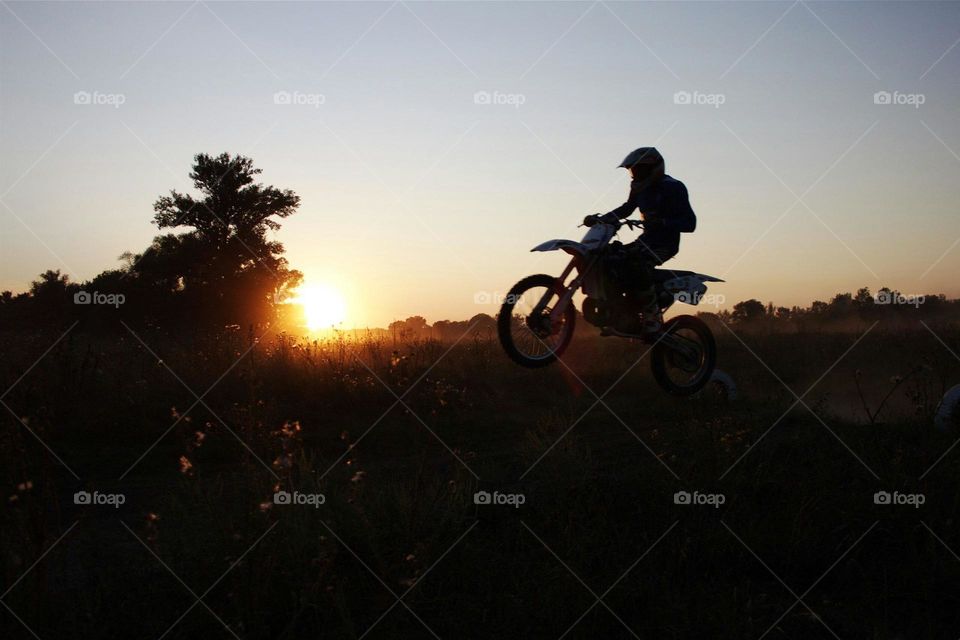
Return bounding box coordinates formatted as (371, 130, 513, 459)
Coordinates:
(2, 0, 959, 328)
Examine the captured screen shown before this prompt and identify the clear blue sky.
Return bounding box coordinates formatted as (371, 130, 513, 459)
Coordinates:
(2, 1, 959, 326)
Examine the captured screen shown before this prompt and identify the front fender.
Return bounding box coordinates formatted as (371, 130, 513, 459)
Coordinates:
(531, 239, 588, 255)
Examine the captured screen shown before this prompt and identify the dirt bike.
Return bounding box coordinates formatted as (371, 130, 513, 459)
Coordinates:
(496, 217, 723, 395)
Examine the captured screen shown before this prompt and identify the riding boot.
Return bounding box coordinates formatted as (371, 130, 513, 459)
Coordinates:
(641, 301, 661, 334)
(638, 287, 661, 336)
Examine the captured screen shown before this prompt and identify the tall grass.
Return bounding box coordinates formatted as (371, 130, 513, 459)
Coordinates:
(2, 323, 960, 638)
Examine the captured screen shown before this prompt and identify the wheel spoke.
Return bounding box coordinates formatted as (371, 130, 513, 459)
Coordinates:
(499, 278, 574, 366)
(659, 324, 710, 388)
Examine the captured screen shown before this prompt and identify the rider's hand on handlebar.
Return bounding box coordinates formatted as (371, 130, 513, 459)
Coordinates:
(582, 212, 618, 227)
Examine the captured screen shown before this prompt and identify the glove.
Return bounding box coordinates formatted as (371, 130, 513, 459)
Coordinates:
(583, 212, 618, 227)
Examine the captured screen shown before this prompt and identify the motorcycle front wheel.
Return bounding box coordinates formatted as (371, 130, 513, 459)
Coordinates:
(650, 315, 716, 396)
(497, 274, 576, 368)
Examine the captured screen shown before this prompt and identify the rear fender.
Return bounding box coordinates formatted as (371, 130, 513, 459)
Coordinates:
(661, 275, 709, 306)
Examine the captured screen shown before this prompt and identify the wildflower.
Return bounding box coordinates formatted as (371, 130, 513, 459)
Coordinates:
(275, 420, 301, 440)
(179, 456, 193, 475)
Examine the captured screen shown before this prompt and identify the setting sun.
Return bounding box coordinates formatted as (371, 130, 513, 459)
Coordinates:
(293, 284, 347, 330)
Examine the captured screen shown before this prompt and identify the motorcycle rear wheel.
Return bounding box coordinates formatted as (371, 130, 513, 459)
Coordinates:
(650, 315, 716, 395)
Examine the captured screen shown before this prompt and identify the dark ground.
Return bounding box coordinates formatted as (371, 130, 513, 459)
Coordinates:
(2, 319, 960, 639)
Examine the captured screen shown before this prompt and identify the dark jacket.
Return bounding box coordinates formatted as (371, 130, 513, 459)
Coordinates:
(607, 175, 696, 259)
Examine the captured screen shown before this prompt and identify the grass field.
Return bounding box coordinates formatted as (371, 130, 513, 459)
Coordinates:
(3, 319, 960, 639)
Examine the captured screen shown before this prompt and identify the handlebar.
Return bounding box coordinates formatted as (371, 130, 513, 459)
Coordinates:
(580, 215, 644, 230)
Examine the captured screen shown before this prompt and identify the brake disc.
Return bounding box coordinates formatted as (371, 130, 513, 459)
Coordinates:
(526, 311, 554, 338)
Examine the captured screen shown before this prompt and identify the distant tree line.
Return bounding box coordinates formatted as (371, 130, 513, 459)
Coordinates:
(700, 287, 958, 332)
(387, 314, 498, 342)
(379, 286, 958, 341)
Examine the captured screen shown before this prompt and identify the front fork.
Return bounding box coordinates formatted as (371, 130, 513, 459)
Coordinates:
(531, 256, 588, 327)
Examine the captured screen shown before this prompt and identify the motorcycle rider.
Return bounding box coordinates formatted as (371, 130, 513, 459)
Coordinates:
(583, 147, 697, 336)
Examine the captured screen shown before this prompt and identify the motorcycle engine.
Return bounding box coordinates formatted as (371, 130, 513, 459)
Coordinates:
(582, 297, 610, 327)
(583, 296, 639, 331)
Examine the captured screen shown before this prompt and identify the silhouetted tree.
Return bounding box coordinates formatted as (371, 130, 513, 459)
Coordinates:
(431, 319, 457, 340)
(826, 292, 853, 319)
(403, 316, 429, 334)
(731, 299, 766, 324)
(28, 269, 78, 320)
(389, 316, 431, 341)
(30, 269, 71, 298)
(125, 152, 303, 326)
(810, 300, 829, 316)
